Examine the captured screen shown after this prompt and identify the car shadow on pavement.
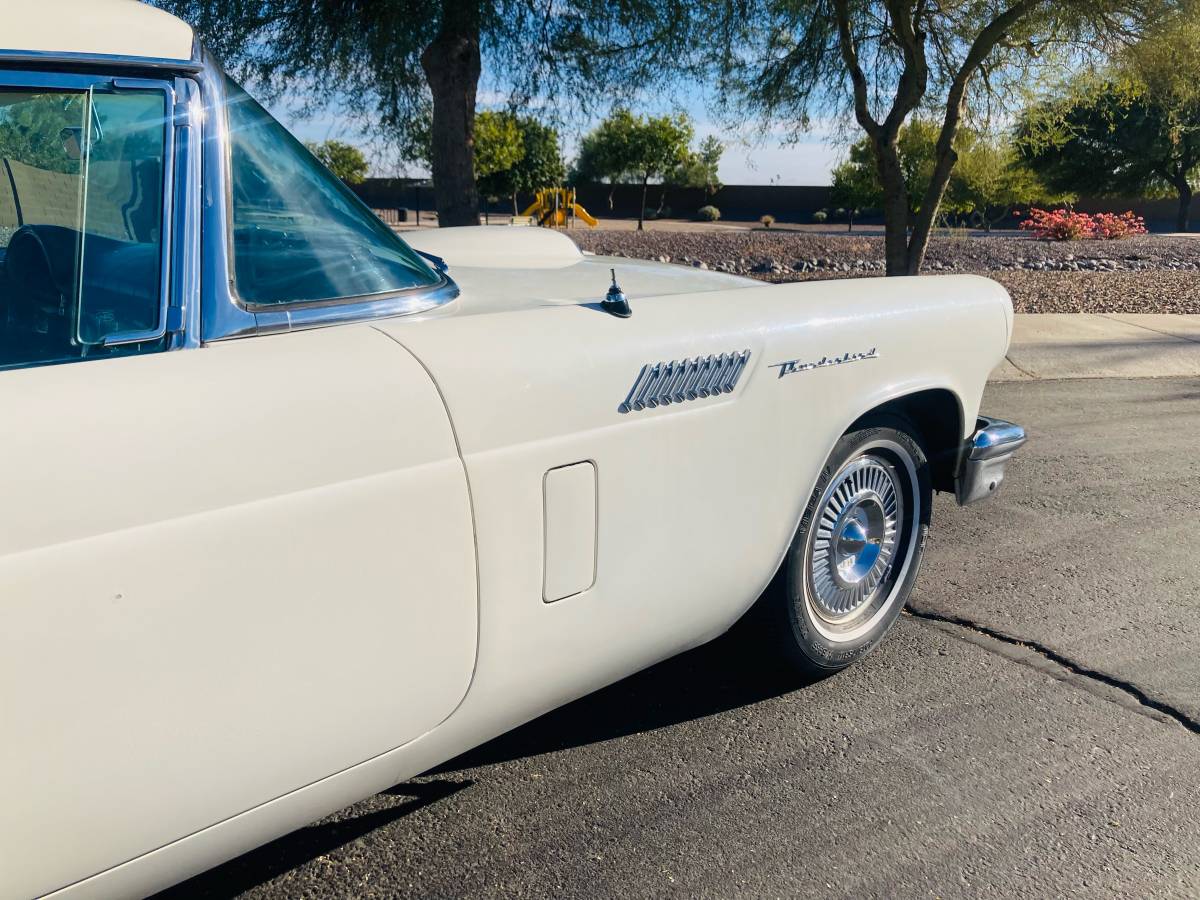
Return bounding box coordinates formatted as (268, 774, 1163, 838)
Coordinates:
(154, 779, 471, 899)
(434, 625, 807, 775)
(156, 625, 803, 897)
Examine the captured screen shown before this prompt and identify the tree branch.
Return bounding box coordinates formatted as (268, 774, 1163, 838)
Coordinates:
(833, 0, 881, 139)
(908, 0, 1042, 268)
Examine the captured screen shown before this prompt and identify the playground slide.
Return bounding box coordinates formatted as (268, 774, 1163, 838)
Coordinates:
(571, 203, 598, 227)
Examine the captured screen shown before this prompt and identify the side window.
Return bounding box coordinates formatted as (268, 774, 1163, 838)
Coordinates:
(0, 85, 168, 370)
(223, 77, 439, 306)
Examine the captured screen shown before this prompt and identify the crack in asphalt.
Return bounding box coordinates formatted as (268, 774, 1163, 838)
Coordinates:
(904, 606, 1200, 735)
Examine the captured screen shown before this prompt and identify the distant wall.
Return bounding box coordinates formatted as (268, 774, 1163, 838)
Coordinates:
(350, 179, 1191, 231)
(351, 179, 834, 223)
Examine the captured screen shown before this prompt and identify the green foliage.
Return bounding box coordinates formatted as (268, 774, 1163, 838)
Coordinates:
(0, 93, 84, 174)
(472, 111, 523, 180)
(1016, 16, 1200, 229)
(156, 0, 699, 161)
(575, 108, 695, 228)
(1017, 84, 1196, 196)
(511, 117, 566, 193)
(476, 113, 566, 209)
(304, 139, 370, 184)
(572, 109, 635, 186)
(760, 214, 775, 228)
(576, 108, 693, 185)
(697, 204, 721, 221)
(833, 124, 1061, 229)
(811, 209, 828, 223)
(950, 137, 1070, 229)
(671, 136, 724, 196)
(706, 0, 1158, 271)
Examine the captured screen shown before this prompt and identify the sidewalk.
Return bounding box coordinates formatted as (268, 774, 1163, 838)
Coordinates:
(991, 314, 1200, 381)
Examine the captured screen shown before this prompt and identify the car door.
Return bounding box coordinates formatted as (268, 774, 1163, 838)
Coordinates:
(0, 71, 476, 899)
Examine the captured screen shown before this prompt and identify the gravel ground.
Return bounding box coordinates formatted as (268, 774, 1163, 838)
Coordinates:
(568, 231, 1200, 313)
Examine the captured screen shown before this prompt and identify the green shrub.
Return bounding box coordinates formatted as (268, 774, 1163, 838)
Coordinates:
(812, 209, 828, 223)
(760, 214, 775, 228)
(697, 205, 721, 221)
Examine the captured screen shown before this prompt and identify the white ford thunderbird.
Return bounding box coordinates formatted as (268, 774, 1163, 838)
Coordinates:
(1, 2, 1026, 896)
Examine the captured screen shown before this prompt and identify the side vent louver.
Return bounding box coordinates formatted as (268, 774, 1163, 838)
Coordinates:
(618, 350, 751, 414)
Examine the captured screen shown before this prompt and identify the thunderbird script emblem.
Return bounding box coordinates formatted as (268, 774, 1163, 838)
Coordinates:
(769, 348, 879, 378)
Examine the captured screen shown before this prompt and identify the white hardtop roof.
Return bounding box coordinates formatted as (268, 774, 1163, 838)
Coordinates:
(0, 0, 195, 63)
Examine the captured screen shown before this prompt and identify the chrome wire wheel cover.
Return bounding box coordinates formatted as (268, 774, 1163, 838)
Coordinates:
(804, 448, 916, 639)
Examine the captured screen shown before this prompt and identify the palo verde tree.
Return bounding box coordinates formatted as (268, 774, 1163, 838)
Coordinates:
(831, 123, 1060, 231)
(713, 0, 1157, 274)
(950, 134, 1066, 229)
(157, 1, 700, 228)
(1017, 17, 1200, 232)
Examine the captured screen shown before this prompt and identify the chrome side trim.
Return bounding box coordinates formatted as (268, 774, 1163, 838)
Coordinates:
(169, 76, 202, 350)
(96, 77, 179, 348)
(618, 350, 751, 414)
(955, 415, 1027, 505)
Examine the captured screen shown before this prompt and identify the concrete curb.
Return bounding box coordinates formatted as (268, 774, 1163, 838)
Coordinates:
(991, 314, 1200, 381)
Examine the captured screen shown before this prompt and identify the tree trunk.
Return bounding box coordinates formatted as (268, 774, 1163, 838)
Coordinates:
(638, 176, 648, 231)
(420, 2, 481, 227)
(871, 136, 913, 276)
(1176, 179, 1193, 232)
(847, 209, 854, 233)
(512, 191, 519, 216)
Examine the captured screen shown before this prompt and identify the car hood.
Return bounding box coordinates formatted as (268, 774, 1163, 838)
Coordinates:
(402, 226, 759, 316)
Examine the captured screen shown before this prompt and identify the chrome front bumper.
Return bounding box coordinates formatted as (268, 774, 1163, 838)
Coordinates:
(955, 416, 1027, 506)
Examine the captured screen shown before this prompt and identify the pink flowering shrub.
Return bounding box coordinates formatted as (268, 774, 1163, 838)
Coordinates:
(1089, 211, 1147, 240)
(1018, 208, 1147, 241)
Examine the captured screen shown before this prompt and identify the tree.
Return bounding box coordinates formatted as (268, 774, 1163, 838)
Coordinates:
(952, 136, 1067, 230)
(713, 0, 1154, 274)
(304, 140, 369, 184)
(474, 114, 565, 215)
(472, 112, 523, 184)
(472, 111, 523, 222)
(831, 123, 1065, 231)
(577, 109, 693, 230)
(0, 94, 84, 175)
(510, 118, 566, 212)
(1017, 19, 1200, 231)
(572, 110, 637, 210)
(828, 121, 952, 231)
(157, 1, 699, 228)
(829, 154, 879, 231)
(671, 136, 724, 200)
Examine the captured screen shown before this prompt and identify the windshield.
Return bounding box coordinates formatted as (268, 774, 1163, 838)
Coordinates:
(223, 77, 438, 306)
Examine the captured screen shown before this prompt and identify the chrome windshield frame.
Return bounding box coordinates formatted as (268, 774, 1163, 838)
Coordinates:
(196, 53, 458, 342)
(0, 46, 204, 74)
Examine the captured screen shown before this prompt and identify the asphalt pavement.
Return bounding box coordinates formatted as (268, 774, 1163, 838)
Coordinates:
(163, 376, 1200, 900)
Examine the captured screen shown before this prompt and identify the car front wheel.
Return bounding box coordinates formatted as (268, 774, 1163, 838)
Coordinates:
(758, 416, 932, 678)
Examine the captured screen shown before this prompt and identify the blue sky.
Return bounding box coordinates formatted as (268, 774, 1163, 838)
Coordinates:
(269, 94, 842, 187)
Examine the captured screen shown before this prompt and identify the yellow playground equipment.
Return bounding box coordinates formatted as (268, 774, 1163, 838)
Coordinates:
(520, 187, 598, 228)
